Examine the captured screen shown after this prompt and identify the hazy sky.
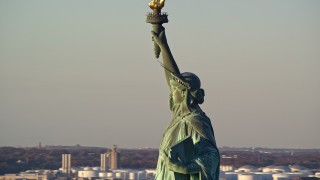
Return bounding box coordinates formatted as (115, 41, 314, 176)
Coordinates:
(1, 0, 319, 149)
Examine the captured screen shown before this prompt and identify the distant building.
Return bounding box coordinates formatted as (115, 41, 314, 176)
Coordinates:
(61, 154, 71, 175)
(108, 145, 120, 170)
(77, 169, 148, 180)
(221, 165, 235, 172)
(100, 153, 110, 171)
(237, 165, 258, 173)
(0, 173, 53, 180)
(100, 145, 121, 171)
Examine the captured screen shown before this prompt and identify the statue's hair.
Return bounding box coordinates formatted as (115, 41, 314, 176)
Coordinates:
(180, 72, 205, 105)
(189, 88, 205, 105)
(170, 72, 205, 106)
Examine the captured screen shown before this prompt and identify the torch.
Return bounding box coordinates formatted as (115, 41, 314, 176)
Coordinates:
(146, 0, 168, 59)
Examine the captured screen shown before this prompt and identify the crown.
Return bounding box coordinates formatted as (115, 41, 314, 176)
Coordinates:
(171, 73, 191, 90)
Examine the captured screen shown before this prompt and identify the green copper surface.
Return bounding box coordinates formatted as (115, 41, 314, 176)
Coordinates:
(150, 27, 220, 180)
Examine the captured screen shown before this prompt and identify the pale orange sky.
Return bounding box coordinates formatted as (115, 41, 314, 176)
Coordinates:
(0, 0, 319, 148)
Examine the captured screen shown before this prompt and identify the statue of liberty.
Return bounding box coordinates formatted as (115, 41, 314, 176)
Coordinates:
(151, 28, 220, 180)
(147, 3, 220, 179)
(146, 1, 220, 179)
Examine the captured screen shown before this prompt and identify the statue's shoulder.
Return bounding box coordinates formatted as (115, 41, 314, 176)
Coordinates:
(185, 112, 216, 142)
(186, 112, 211, 127)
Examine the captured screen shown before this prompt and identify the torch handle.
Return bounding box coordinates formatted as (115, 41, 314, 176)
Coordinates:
(152, 24, 164, 59)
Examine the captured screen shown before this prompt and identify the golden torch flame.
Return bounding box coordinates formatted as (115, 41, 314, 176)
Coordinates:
(149, 0, 165, 11)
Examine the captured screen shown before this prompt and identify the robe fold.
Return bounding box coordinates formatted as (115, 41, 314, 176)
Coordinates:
(155, 112, 220, 180)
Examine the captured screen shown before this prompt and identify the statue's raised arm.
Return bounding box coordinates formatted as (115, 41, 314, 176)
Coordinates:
(147, 0, 178, 87)
(151, 29, 180, 86)
(146, 1, 220, 180)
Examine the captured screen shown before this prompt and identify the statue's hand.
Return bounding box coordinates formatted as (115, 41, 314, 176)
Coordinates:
(151, 29, 168, 48)
(162, 151, 188, 174)
(167, 159, 193, 174)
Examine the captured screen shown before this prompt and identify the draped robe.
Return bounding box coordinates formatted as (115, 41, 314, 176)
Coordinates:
(155, 111, 220, 180)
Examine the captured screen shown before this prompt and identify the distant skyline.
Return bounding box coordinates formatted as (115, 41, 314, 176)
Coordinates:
(0, 1, 319, 149)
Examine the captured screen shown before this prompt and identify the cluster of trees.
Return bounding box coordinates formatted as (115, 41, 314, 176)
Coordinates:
(0, 147, 106, 175)
(221, 150, 320, 168)
(0, 147, 319, 175)
(120, 149, 158, 169)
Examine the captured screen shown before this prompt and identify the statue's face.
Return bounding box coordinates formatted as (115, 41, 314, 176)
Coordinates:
(171, 86, 185, 104)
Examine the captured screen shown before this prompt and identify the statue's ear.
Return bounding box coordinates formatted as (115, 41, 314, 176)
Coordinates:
(186, 91, 195, 106)
(189, 95, 194, 105)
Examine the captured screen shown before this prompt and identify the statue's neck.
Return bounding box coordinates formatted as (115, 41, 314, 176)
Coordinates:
(172, 103, 201, 119)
